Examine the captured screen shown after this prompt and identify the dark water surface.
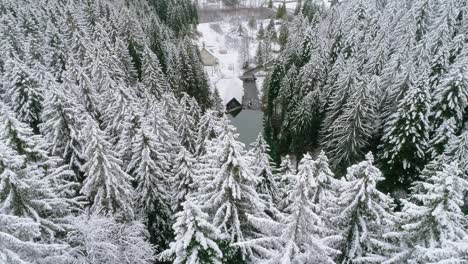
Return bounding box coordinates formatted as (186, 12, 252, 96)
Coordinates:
(229, 109, 263, 146)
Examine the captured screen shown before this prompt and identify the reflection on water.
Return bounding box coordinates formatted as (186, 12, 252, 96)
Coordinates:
(228, 109, 264, 147)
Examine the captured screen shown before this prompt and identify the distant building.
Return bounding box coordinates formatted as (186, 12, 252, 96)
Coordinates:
(200, 47, 219, 66)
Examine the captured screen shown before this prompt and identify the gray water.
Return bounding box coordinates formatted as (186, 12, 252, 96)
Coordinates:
(229, 109, 264, 146)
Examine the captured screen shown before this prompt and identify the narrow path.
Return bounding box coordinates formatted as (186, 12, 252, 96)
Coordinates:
(242, 77, 261, 110)
(240, 65, 272, 110)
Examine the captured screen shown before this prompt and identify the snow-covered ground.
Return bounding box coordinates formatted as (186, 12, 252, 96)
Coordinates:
(197, 21, 255, 105)
(216, 78, 244, 104)
(197, 20, 278, 105)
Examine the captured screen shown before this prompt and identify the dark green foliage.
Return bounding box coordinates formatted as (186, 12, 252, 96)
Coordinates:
(222, 0, 240, 7)
(301, 0, 322, 22)
(257, 23, 265, 39)
(177, 40, 213, 109)
(248, 16, 257, 30)
(128, 40, 143, 81)
(278, 23, 288, 49)
(150, 0, 198, 36)
(379, 75, 431, 193)
(276, 2, 287, 19)
(263, 62, 286, 163)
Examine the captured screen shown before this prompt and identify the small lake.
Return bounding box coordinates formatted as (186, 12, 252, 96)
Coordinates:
(229, 109, 264, 146)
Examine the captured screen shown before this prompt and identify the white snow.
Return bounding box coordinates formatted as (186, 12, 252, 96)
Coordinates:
(197, 20, 268, 106)
(215, 78, 244, 105)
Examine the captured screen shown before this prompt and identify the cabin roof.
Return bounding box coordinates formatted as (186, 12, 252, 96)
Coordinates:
(200, 48, 218, 66)
(215, 78, 244, 106)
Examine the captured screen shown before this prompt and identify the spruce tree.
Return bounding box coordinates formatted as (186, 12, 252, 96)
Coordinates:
(4, 56, 43, 133)
(0, 111, 73, 263)
(332, 153, 396, 263)
(141, 46, 168, 99)
(195, 110, 222, 157)
(257, 23, 265, 39)
(81, 118, 134, 220)
(197, 129, 266, 261)
(211, 88, 224, 114)
(160, 200, 223, 263)
(386, 162, 468, 263)
(68, 213, 155, 264)
(379, 72, 431, 192)
(254, 42, 265, 67)
(429, 118, 457, 159)
(323, 76, 376, 171)
(248, 134, 279, 203)
(242, 153, 338, 263)
(178, 93, 198, 153)
(311, 151, 341, 223)
(431, 53, 468, 130)
(171, 148, 197, 212)
(41, 83, 85, 177)
(278, 23, 289, 49)
(126, 117, 173, 250)
(276, 154, 296, 210)
(70, 68, 102, 122)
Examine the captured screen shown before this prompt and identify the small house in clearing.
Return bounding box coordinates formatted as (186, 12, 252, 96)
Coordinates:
(200, 47, 218, 66)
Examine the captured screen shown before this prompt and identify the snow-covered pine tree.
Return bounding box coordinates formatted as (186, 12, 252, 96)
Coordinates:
(427, 0, 465, 90)
(431, 51, 468, 130)
(379, 71, 431, 192)
(171, 147, 197, 212)
(255, 41, 265, 67)
(114, 37, 139, 86)
(70, 67, 102, 122)
(386, 162, 468, 263)
(445, 131, 468, 178)
(0, 102, 78, 197)
(248, 134, 279, 203)
(0, 140, 70, 263)
(142, 45, 168, 99)
(321, 58, 362, 157)
(41, 84, 85, 177)
(125, 116, 173, 251)
(240, 153, 337, 263)
(276, 154, 296, 210)
(257, 23, 265, 39)
(195, 110, 222, 157)
(100, 80, 137, 144)
(160, 200, 223, 263)
(3, 56, 43, 133)
(323, 75, 376, 171)
(160, 91, 183, 129)
(278, 22, 288, 49)
(196, 129, 265, 261)
(1, 103, 49, 167)
(332, 153, 396, 263)
(81, 117, 134, 220)
(0, 105, 77, 258)
(211, 88, 224, 114)
(67, 212, 155, 264)
(429, 118, 457, 159)
(310, 151, 341, 224)
(177, 93, 198, 153)
(178, 41, 212, 109)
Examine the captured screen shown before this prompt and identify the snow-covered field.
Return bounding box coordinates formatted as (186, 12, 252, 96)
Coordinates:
(197, 20, 277, 105)
(197, 21, 254, 104)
